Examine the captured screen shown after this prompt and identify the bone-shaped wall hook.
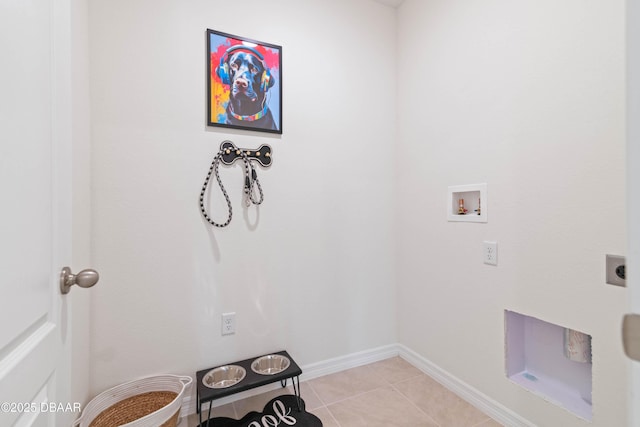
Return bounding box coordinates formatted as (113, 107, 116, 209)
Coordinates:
(219, 141, 273, 167)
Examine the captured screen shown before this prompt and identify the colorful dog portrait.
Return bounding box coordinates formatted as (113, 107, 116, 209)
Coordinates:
(207, 29, 282, 134)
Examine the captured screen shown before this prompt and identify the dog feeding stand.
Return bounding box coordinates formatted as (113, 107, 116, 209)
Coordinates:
(195, 350, 302, 427)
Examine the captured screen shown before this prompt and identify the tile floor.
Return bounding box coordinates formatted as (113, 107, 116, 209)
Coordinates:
(183, 357, 503, 427)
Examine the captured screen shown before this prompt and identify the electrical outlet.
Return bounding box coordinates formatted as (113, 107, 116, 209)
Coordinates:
(606, 254, 626, 287)
(483, 241, 498, 266)
(221, 312, 236, 335)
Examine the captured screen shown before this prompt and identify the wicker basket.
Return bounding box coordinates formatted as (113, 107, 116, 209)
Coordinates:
(74, 375, 192, 427)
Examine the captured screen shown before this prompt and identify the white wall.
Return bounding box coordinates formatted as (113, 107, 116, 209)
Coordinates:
(88, 0, 397, 397)
(396, 1, 629, 426)
(87, 1, 632, 424)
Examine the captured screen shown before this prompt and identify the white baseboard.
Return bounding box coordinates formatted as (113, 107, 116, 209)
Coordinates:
(397, 344, 535, 427)
(180, 344, 532, 427)
(299, 344, 400, 382)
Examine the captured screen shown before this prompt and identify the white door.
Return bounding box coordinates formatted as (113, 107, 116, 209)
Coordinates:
(0, 0, 77, 425)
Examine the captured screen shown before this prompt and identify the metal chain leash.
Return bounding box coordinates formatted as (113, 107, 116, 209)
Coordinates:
(199, 142, 264, 228)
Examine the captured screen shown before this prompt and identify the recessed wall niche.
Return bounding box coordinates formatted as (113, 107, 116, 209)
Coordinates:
(447, 183, 487, 222)
(505, 310, 592, 421)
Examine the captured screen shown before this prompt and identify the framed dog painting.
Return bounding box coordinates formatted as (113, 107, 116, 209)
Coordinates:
(207, 29, 282, 134)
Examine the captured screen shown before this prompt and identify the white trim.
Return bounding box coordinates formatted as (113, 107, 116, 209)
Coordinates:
(299, 344, 400, 382)
(397, 344, 536, 427)
(628, 0, 640, 425)
(180, 344, 534, 427)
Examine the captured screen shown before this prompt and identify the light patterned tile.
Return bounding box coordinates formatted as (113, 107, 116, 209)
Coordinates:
(327, 386, 439, 427)
(232, 382, 315, 416)
(233, 389, 285, 417)
(474, 418, 504, 427)
(183, 401, 236, 425)
(395, 375, 490, 427)
(213, 402, 238, 419)
(182, 359, 503, 427)
(366, 356, 424, 384)
(309, 365, 388, 405)
(309, 406, 341, 427)
(176, 415, 189, 427)
(299, 381, 325, 411)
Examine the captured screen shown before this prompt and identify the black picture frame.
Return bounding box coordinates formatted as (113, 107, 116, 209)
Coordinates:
(207, 29, 282, 134)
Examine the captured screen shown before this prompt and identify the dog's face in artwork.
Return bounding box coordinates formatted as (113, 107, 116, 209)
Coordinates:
(224, 48, 275, 114)
(228, 51, 264, 101)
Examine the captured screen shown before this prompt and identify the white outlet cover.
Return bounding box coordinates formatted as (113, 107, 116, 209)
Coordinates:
(222, 312, 236, 335)
(483, 241, 498, 265)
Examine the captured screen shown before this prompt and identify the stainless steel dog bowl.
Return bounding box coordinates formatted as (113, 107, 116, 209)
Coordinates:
(251, 354, 290, 375)
(202, 365, 246, 389)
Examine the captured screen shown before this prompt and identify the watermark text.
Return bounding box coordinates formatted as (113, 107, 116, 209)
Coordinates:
(1, 402, 82, 414)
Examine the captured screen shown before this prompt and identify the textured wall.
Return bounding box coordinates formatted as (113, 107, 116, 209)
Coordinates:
(89, 0, 397, 398)
(396, 1, 629, 425)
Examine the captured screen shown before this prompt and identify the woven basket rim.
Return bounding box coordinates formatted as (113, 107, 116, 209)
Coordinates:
(74, 375, 192, 427)
(88, 391, 178, 427)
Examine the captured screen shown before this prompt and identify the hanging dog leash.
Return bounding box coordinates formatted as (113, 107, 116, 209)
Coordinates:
(199, 141, 272, 228)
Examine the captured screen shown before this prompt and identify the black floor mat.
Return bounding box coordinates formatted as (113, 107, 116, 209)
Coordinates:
(198, 394, 322, 427)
